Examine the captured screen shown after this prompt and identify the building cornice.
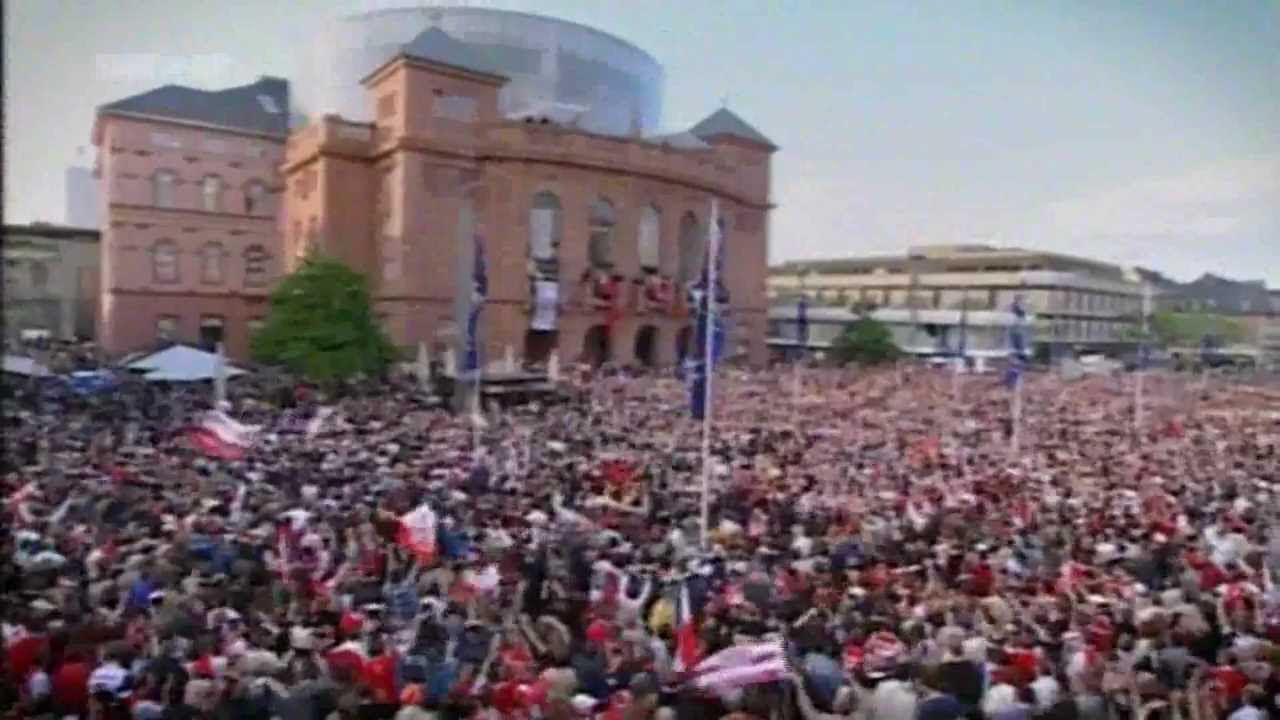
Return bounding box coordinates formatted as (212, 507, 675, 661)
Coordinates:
(97, 110, 288, 143)
(107, 203, 279, 231)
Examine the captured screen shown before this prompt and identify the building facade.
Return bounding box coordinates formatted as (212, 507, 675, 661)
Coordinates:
(2, 223, 101, 343)
(92, 77, 289, 358)
(93, 11, 774, 366)
(769, 244, 1145, 353)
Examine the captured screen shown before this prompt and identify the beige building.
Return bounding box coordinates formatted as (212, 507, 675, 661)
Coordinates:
(2, 223, 101, 343)
(769, 244, 1146, 352)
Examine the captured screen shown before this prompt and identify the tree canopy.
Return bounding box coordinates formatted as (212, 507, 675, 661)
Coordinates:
(250, 255, 396, 383)
(831, 316, 902, 365)
(1149, 311, 1247, 347)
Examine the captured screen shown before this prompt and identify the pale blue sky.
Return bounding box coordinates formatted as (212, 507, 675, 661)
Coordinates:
(5, 0, 1278, 283)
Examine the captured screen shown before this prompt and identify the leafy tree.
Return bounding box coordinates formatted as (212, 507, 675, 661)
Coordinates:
(1149, 311, 1246, 347)
(250, 255, 396, 383)
(831, 316, 902, 365)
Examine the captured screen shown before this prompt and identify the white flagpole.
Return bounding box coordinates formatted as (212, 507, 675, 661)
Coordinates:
(700, 198, 720, 550)
(213, 342, 227, 408)
(1134, 282, 1151, 438)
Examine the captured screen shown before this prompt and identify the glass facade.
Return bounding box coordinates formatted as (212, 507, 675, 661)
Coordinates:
(298, 7, 664, 136)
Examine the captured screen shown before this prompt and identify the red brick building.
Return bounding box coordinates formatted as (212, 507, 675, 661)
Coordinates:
(94, 23, 775, 367)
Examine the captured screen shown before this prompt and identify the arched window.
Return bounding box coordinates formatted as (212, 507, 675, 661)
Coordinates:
(29, 262, 49, 291)
(201, 175, 224, 212)
(243, 245, 269, 287)
(153, 170, 178, 208)
(151, 240, 180, 284)
(677, 212, 702, 286)
(198, 242, 226, 285)
(529, 191, 562, 268)
(638, 204, 660, 272)
(243, 180, 267, 215)
(587, 197, 616, 269)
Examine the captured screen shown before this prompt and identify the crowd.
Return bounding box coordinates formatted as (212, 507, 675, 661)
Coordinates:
(2, 360, 1279, 720)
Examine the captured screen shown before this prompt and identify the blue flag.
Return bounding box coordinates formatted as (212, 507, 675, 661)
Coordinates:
(1005, 296, 1029, 387)
(796, 295, 809, 346)
(688, 211, 726, 419)
(464, 236, 488, 373)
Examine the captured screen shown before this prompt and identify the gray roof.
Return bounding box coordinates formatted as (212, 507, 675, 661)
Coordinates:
(689, 108, 775, 150)
(400, 27, 505, 79)
(643, 131, 711, 150)
(100, 76, 289, 136)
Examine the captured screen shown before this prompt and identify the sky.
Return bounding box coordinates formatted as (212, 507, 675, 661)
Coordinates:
(5, 0, 1278, 284)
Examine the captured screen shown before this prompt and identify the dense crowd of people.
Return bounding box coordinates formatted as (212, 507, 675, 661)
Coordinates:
(2, 359, 1278, 720)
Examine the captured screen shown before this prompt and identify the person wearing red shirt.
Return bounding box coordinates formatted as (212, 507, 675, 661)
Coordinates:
(51, 652, 93, 717)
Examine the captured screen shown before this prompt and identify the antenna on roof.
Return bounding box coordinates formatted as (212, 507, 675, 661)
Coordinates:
(720, 93, 730, 109)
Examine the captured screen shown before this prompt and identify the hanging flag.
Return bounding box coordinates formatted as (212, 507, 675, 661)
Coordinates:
(1005, 296, 1030, 388)
(673, 583, 704, 673)
(397, 503, 439, 564)
(186, 411, 258, 460)
(796, 295, 809, 347)
(688, 203, 724, 419)
(465, 235, 488, 373)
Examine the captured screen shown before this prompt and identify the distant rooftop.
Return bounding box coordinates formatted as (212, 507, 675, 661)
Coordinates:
(689, 108, 776, 150)
(99, 76, 290, 136)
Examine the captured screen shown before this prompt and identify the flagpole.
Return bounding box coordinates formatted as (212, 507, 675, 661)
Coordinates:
(700, 198, 720, 550)
(1134, 281, 1151, 439)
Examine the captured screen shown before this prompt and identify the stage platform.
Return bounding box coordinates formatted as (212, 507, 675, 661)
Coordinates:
(432, 370, 569, 408)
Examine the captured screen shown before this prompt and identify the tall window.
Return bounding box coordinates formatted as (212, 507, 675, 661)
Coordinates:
(243, 180, 266, 215)
(156, 315, 178, 341)
(243, 245, 269, 287)
(306, 217, 320, 254)
(199, 316, 224, 350)
(201, 175, 224, 212)
(151, 240, 180, 284)
(677, 212, 702, 285)
(638, 204, 661, 272)
(153, 170, 178, 208)
(29, 262, 49, 291)
(529, 191, 562, 265)
(199, 242, 226, 285)
(588, 198, 616, 269)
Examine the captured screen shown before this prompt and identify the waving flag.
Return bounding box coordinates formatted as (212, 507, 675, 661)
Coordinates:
(686, 639, 788, 693)
(397, 503, 439, 564)
(187, 411, 258, 460)
(465, 235, 488, 373)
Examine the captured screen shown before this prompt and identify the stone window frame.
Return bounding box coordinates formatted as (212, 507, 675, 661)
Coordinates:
(198, 241, 227, 285)
(151, 239, 181, 284)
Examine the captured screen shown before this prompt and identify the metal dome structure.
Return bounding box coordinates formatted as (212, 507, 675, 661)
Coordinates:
(295, 5, 664, 137)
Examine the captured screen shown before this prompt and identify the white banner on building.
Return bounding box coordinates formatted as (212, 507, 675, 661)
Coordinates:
(531, 280, 559, 331)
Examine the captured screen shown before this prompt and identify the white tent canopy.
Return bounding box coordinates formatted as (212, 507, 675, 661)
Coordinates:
(2, 355, 51, 377)
(125, 344, 247, 382)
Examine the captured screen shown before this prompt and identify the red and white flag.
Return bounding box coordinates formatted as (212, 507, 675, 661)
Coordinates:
(673, 583, 704, 673)
(397, 503, 438, 564)
(187, 411, 258, 460)
(686, 639, 788, 693)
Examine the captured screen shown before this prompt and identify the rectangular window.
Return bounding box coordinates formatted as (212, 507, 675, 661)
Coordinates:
(151, 132, 182, 149)
(156, 315, 178, 341)
(199, 315, 225, 350)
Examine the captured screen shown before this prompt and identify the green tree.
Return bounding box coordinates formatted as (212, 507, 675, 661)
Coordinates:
(831, 316, 903, 365)
(1149, 311, 1246, 347)
(250, 255, 396, 383)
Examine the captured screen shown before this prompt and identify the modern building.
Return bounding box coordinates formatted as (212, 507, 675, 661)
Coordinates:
(2, 223, 101, 343)
(769, 244, 1146, 355)
(93, 8, 774, 366)
(768, 303, 1021, 360)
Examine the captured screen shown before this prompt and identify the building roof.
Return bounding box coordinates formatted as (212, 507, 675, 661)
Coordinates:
(3, 223, 101, 241)
(98, 76, 289, 137)
(689, 108, 776, 150)
(771, 245, 1126, 279)
(399, 27, 506, 79)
